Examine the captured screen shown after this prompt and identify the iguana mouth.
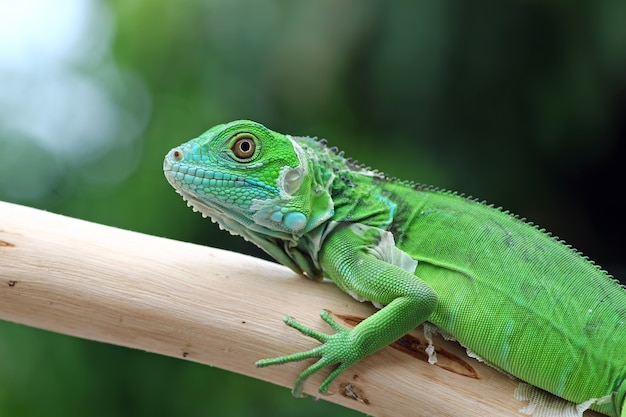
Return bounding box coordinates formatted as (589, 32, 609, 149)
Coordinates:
(164, 157, 247, 189)
(164, 149, 275, 195)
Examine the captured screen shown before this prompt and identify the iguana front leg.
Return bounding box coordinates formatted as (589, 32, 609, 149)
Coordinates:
(256, 223, 437, 397)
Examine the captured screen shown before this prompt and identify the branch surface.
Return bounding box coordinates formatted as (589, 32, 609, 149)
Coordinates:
(0, 201, 601, 417)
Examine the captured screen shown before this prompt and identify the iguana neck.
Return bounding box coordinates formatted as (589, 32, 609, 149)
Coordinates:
(294, 135, 398, 231)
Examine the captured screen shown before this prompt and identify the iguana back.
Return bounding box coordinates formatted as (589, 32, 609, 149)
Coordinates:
(374, 180, 626, 416)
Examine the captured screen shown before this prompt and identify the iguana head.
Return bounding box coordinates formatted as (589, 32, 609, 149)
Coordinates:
(163, 120, 335, 243)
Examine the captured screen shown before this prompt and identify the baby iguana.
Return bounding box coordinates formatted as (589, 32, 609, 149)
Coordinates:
(163, 120, 625, 417)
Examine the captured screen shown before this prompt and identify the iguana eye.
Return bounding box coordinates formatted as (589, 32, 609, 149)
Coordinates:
(231, 134, 256, 160)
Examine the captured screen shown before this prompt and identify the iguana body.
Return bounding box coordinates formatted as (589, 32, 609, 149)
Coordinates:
(163, 120, 626, 417)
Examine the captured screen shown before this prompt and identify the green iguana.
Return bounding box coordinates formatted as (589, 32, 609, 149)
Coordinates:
(163, 120, 626, 417)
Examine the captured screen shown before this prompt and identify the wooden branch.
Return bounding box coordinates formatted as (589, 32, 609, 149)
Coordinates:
(0, 201, 601, 417)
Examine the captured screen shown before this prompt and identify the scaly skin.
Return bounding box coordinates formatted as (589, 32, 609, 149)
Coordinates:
(164, 120, 626, 417)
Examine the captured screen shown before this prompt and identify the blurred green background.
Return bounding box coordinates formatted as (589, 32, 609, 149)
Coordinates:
(1, 0, 625, 416)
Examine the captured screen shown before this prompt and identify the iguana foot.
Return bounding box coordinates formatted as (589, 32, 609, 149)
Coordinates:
(255, 310, 358, 397)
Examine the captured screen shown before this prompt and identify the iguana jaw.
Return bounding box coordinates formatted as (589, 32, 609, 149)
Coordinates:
(163, 166, 249, 231)
(164, 159, 321, 275)
(163, 160, 301, 243)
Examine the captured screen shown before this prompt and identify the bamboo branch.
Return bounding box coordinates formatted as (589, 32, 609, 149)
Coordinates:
(0, 201, 601, 417)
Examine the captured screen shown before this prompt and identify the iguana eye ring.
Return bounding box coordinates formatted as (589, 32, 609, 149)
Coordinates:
(231, 134, 256, 160)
